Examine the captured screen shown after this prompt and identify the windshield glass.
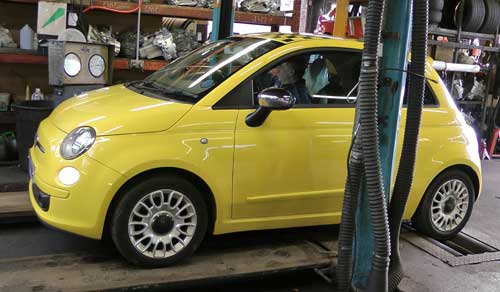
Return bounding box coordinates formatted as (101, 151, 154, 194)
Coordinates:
(136, 37, 282, 103)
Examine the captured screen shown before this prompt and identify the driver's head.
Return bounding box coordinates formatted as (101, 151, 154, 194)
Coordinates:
(271, 57, 307, 85)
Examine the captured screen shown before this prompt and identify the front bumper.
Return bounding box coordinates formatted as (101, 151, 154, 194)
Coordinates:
(29, 123, 127, 239)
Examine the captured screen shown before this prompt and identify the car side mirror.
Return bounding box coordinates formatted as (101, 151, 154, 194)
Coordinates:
(245, 88, 296, 127)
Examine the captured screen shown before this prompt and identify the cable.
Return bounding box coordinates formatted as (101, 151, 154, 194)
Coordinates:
(83, 0, 143, 14)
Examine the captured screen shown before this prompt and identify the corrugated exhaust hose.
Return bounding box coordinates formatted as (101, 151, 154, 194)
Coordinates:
(388, 0, 428, 291)
(337, 0, 428, 291)
(336, 0, 389, 290)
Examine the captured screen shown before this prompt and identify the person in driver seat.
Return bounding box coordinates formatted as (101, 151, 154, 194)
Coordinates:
(270, 57, 311, 104)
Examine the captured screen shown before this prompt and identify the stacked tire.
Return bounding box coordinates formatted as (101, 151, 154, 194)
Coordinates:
(430, 0, 445, 27)
(438, 0, 500, 33)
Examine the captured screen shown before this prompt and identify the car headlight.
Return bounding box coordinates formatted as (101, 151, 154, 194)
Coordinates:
(60, 127, 96, 160)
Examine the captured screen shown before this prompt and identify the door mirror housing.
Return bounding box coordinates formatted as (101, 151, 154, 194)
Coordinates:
(246, 88, 295, 127)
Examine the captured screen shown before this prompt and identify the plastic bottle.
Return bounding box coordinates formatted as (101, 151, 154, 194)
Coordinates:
(31, 88, 44, 101)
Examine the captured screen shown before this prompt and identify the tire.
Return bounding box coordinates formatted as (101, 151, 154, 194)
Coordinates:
(110, 174, 208, 267)
(430, 11, 443, 25)
(461, 0, 486, 32)
(412, 169, 475, 240)
(479, 0, 500, 34)
(430, 0, 445, 11)
(441, 0, 461, 28)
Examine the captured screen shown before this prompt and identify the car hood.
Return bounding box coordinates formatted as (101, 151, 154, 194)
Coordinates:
(50, 85, 192, 136)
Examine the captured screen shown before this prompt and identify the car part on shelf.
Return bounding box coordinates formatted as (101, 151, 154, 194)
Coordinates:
(0, 25, 17, 48)
(139, 28, 177, 60)
(118, 29, 145, 58)
(172, 30, 200, 57)
(166, 0, 198, 6)
(87, 25, 121, 56)
(239, 0, 280, 13)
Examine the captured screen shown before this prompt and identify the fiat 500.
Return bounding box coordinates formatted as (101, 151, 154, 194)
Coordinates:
(30, 33, 481, 267)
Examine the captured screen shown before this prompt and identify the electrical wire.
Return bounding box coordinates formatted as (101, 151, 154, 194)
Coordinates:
(83, 0, 143, 14)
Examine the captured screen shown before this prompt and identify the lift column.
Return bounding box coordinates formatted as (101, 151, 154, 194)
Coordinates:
(211, 0, 235, 41)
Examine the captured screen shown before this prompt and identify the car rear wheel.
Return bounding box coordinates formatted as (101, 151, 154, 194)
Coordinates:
(412, 169, 475, 240)
(110, 174, 208, 267)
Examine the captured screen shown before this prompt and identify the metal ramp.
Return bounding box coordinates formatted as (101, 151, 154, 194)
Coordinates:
(0, 226, 337, 292)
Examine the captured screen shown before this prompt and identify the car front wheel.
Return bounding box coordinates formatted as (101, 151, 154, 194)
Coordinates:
(110, 174, 208, 267)
(412, 169, 475, 240)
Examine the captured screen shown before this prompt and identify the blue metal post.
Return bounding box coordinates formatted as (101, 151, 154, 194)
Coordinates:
(211, 0, 235, 42)
(352, 0, 413, 289)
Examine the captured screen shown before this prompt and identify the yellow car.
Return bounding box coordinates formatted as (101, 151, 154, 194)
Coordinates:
(29, 33, 481, 267)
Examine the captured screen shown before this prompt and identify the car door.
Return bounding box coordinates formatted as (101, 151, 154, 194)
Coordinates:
(231, 50, 362, 220)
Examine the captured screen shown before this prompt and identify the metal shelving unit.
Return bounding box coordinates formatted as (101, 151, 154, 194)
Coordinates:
(428, 16, 499, 138)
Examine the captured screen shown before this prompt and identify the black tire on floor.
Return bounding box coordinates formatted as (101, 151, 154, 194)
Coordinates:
(110, 174, 208, 267)
(461, 0, 486, 32)
(479, 0, 500, 34)
(412, 169, 475, 241)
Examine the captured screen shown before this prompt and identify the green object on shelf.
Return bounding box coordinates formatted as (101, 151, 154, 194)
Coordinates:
(42, 7, 65, 29)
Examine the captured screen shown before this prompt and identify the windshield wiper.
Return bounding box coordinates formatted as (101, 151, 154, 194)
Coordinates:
(126, 80, 198, 102)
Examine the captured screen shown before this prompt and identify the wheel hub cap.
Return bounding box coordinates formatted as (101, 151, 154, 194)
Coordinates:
(151, 212, 174, 235)
(128, 189, 197, 259)
(431, 179, 469, 232)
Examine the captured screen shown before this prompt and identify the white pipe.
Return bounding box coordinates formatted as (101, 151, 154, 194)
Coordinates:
(432, 61, 481, 73)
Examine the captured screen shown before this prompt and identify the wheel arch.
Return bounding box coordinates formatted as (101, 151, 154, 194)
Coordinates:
(434, 164, 481, 201)
(103, 167, 217, 239)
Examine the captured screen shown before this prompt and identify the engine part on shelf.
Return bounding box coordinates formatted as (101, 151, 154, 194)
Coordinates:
(239, 0, 280, 14)
(467, 78, 486, 101)
(166, 0, 198, 6)
(452, 79, 464, 100)
(139, 28, 177, 60)
(172, 29, 200, 56)
(457, 52, 475, 65)
(162, 17, 193, 30)
(461, 110, 476, 127)
(87, 25, 121, 56)
(118, 29, 145, 58)
(198, 0, 216, 8)
(0, 25, 17, 48)
(57, 28, 87, 42)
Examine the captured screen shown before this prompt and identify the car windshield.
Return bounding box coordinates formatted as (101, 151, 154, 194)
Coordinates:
(129, 37, 282, 103)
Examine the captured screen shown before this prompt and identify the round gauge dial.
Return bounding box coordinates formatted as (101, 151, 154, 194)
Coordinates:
(64, 53, 81, 77)
(89, 54, 106, 77)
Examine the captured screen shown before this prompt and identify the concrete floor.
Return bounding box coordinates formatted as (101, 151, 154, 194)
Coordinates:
(0, 161, 499, 291)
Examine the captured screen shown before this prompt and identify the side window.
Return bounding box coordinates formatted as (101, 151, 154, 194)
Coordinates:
(213, 79, 253, 109)
(252, 50, 362, 107)
(403, 81, 439, 106)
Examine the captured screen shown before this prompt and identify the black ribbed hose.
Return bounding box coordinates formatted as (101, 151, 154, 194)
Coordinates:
(336, 0, 388, 290)
(336, 134, 363, 292)
(358, 0, 390, 290)
(387, 0, 428, 291)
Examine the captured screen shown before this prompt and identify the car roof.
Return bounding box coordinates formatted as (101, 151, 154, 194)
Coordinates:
(238, 32, 363, 45)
